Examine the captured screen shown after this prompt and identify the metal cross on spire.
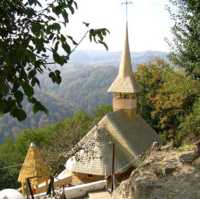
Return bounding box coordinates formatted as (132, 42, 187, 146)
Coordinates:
(121, 0, 133, 22)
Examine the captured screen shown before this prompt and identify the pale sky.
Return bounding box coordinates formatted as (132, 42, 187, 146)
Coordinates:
(66, 0, 173, 52)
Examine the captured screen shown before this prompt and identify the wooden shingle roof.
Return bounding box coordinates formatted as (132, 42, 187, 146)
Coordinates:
(108, 24, 140, 94)
(67, 111, 158, 176)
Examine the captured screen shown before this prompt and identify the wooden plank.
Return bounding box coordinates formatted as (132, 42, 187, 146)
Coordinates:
(88, 191, 111, 199)
(35, 176, 72, 194)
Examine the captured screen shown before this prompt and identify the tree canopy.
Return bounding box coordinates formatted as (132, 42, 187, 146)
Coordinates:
(0, 0, 109, 121)
(169, 0, 200, 79)
(136, 59, 200, 144)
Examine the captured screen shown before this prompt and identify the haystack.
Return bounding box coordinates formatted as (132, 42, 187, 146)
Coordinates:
(18, 143, 51, 192)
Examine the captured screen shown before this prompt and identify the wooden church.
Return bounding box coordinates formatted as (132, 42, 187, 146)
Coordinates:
(62, 23, 159, 184)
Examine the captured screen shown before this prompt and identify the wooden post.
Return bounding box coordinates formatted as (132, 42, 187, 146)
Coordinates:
(26, 178, 34, 199)
(47, 176, 55, 196)
(111, 143, 115, 193)
(51, 176, 55, 196)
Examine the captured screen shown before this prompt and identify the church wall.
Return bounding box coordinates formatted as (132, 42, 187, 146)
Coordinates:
(71, 168, 134, 187)
(71, 172, 104, 185)
(113, 97, 136, 111)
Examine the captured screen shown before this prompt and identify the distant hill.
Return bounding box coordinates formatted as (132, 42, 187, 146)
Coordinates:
(70, 50, 168, 69)
(0, 91, 73, 142)
(0, 51, 168, 143)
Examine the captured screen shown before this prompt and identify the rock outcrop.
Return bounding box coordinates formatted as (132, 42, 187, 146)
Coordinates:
(114, 144, 200, 199)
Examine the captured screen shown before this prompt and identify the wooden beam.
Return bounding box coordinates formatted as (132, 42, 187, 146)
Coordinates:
(111, 143, 115, 193)
(26, 178, 34, 199)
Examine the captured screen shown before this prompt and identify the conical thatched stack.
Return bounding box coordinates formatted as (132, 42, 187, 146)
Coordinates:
(18, 143, 51, 192)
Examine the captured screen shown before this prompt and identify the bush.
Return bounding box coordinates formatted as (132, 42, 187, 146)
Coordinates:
(136, 59, 200, 143)
(177, 97, 200, 144)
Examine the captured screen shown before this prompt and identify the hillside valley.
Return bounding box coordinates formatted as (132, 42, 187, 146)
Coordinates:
(70, 50, 168, 67)
(0, 51, 168, 143)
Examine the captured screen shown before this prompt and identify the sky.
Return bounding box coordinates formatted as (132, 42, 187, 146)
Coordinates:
(66, 0, 173, 52)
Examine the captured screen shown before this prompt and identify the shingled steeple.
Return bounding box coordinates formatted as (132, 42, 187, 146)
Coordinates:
(108, 23, 140, 94)
(108, 23, 140, 116)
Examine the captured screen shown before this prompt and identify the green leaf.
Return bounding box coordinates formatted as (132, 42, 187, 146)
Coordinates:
(73, 1, 78, 9)
(32, 38, 45, 52)
(0, 100, 7, 113)
(48, 33, 55, 41)
(33, 101, 48, 113)
(31, 77, 40, 87)
(62, 10, 69, 23)
(53, 50, 65, 65)
(11, 108, 27, 121)
(68, 5, 75, 14)
(67, 35, 78, 45)
(28, 69, 36, 79)
(25, 8, 35, 18)
(98, 40, 108, 50)
(3, 98, 15, 113)
(29, 97, 48, 114)
(14, 90, 23, 104)
(52, 6, 62, 15)
(89, 29, 94, 41)
(28, 0, 35, 5)
(0, 82, 9, 96)
(54, 41, 59, 51)
(22, 82, 34, 97)
(89, 28, 109, 50)
(98, 32, 103, 41)
(49, 70, 62, 84)
(28, 0, 41, 6)
(51, 23, 61, 31)
(31, 23, 42, 36)
(55, 70, 62, 84)
(61, 40, 71, 54)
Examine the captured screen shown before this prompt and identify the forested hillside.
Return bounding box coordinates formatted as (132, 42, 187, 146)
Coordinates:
(0, 91, 73, 142)
(40, 64, 116, 112)
(0, 51, 167, 143)
(0, 65, 115, 143)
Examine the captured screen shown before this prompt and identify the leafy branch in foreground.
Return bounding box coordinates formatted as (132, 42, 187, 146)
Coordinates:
(0, 0, 109, 121)
(168, 0, 200, 79)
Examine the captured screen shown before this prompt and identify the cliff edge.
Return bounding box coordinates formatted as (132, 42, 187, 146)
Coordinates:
(114, 144, 200, 199)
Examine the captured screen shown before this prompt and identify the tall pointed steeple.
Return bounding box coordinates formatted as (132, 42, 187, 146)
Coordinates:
(119, 23, 132, 78)
(108, 23, 140, 93)
(108, 23, 140, 116)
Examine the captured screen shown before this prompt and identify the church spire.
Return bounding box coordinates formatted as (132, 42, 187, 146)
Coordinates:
(108, 23, 140, 94)
(119, 23, 133, 78)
